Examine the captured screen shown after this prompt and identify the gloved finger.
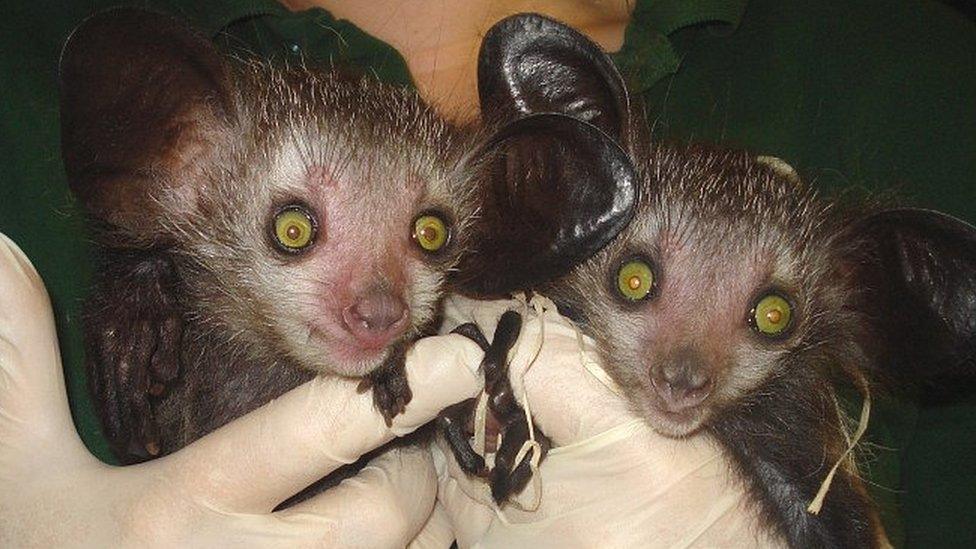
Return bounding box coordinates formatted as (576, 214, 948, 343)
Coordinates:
(408, 499, 457, 549)
(163, 334, 484, 513)
(429, 442, 493, 547)
(0, 233, 93, 462)
(104, 448, 435, 548)
(439, 295, 512, 335)
(275, 445, 437, 548)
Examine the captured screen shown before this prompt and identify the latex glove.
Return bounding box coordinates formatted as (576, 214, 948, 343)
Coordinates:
(0, 233, 484, 548)
(413, 295, 781, 548)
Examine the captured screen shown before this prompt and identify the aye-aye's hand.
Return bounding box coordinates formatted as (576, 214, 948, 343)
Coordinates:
(411, 295, 779, 549)
(0, 233, 484, 548)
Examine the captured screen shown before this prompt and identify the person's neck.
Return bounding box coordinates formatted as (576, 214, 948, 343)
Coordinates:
(279, 0, 634, 122)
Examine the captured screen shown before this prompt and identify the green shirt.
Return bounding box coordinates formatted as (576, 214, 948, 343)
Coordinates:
(2, 1, 974, 546)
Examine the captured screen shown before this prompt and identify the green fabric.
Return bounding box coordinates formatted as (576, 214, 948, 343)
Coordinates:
(1, 0, 974, 546)
(1, 1, 108, 459)
(641, 0, 747, 35)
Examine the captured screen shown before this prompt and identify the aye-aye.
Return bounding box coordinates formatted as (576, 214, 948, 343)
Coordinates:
(59, 8, 636, 469)
(470, 13, 976, 548)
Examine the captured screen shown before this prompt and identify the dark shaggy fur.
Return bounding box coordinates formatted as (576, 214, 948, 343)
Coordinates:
(542, 140, 883, 547)
(59, 10, 488, 465)
(80, 59, 481, 457)
(470, 12, 976, 546)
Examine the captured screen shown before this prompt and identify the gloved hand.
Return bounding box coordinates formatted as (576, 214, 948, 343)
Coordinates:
(0, 233, 484, 548)
(413, 295, 780, 548)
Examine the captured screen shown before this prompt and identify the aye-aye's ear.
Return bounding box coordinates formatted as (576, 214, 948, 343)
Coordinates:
(478, 13, 630, 142)
(452, 113, 638, 296)
(59, 8, 235, 239)
(853, 208, 976, 380)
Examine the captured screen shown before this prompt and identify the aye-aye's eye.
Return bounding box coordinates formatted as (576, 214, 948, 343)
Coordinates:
(412, 213, 450, 253)
(616, 259, 655, 301)
(750, 293, 793, 337)
(272, 205, 317, 252)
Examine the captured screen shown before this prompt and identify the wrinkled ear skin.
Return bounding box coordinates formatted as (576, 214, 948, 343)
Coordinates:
(452, 113, 637, 296)
(478, 13, 630, 141)
(59, 8, 235, 239)
(852, 208, 976, 382)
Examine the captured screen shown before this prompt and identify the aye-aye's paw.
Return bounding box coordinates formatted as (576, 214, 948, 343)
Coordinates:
(86, 253, 183, 462)
(359, 344, 412, 426)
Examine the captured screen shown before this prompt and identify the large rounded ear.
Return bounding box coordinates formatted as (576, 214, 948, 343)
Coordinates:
(59, 8, 236, 240)
(850, 208, 976, 381)
(452, 113, 638, 296)
(478, 13, 630, 142)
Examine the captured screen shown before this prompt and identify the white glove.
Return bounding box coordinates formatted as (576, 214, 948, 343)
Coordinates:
(413, 295, 781, 548)
(0, 233, 484, 548)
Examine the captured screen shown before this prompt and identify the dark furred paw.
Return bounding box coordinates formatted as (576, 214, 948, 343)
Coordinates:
(85, 251, 183, 463)
(438, 310, 550, 504)
(490, 415, 552, 504)
(359, 343, 411, 426)
(437, 398, 488, 477)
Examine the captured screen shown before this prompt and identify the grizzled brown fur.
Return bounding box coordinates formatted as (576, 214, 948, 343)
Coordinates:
(470, 12, 976, 547)
(61, 10, 484, 463)
(66, 12, 634, 504)
(541, 140, 883, 546)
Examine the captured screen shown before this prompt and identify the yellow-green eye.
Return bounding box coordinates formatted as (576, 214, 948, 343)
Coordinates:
(272, 206, 316, 252)
(616, 259, 654, 301)
(751, 293, 793, 336)
(412, 214, 449, 252)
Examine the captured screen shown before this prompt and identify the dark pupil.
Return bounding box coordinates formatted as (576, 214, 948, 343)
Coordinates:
(420, 225, 438, 243)
(286, 224, 302, 240)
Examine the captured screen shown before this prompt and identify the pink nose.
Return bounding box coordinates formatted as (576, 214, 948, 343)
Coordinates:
(651, 349, 713, 412)
(651, 375, 711, 412)
(342, 292, 409, 346)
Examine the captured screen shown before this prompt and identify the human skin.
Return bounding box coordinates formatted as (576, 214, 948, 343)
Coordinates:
(279, 0, 633, 121)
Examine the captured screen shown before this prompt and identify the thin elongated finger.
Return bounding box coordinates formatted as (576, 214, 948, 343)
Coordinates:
(164, 334, 483, 513)
(276, 446, 437, 547)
